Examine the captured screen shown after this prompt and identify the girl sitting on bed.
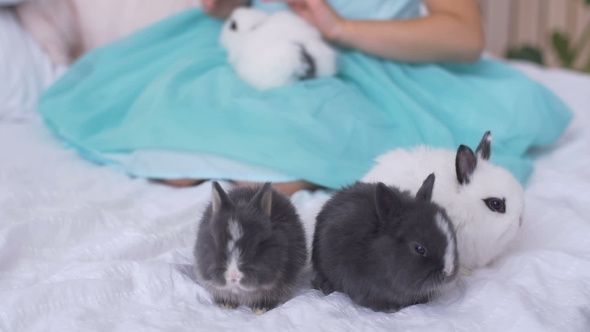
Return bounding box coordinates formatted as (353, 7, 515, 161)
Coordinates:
(171, 0, 476, 193)
(37, 0, 572, 196)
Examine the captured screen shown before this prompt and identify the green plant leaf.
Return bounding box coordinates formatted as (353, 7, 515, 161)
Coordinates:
(551, 31, 577, 67)
(505, 45, 545, 65)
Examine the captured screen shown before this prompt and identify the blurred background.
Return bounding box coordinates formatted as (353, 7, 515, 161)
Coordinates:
(480, 0, 590, 72)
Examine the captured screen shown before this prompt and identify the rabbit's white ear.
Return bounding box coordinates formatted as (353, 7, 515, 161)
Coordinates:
(456, 145, 477, 185)
(475, 131, 492, 160)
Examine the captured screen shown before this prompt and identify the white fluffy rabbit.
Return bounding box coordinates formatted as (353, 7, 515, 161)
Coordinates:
(219, 7, 337, 90)
(362, 132, 525, 275)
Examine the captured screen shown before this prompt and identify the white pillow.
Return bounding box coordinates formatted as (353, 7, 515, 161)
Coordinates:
(0, 8, 59, 121)
(15, 0, 203, 66)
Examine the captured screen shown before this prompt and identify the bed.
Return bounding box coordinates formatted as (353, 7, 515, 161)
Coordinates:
(1, 11, 590, 332)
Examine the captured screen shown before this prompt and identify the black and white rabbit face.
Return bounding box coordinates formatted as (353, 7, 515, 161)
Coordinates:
(452, 132, 525, 269)
(201, 184, 283, 294)
(382, 210, 458, 292)
(455, 132, 524, 221)
(373, 177, 459, 295)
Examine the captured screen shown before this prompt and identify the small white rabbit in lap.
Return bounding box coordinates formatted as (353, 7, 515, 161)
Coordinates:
(219, 7, 337, 90)
(362, 132, 525, 274)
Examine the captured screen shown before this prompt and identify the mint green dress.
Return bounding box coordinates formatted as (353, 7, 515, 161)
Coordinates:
(38, 1, 573, 189)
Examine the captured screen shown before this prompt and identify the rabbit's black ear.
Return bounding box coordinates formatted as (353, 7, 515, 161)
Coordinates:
(456, 145, 477, 185)
(415, 173, 435, 202)
(475, 131, 492, 161)
(375, 183, 402, 226)
(211, 181, 232, 214)
(250, 182, 273, 218)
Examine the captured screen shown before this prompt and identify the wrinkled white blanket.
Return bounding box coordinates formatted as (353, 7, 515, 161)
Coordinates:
(0, 62, 589, 331)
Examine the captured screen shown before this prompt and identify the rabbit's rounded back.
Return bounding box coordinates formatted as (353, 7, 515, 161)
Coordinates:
(312, 174, 459, 312)
(362, 132, 525, 271)
(194, 182, 307, 310)
(219, 8, 337, 90)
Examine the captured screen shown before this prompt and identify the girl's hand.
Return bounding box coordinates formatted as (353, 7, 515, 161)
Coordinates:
(202, 0, 247, 19)
(263, 0, 346, 41)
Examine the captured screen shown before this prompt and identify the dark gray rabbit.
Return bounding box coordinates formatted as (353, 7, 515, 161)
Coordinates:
(312, 174, 459, 312)
(194, 182, 307, 315)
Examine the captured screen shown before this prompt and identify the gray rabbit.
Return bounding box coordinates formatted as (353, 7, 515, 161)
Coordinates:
(194, 182, 307, 315)
(312, 174, 459, 312)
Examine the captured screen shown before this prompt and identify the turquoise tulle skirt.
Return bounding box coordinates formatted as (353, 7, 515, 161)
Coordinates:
(38, 9, 573, 189)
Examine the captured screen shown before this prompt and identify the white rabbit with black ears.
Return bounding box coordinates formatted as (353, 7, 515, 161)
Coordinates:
(362, 132, 525, 275)
(219, 7, 337, 90)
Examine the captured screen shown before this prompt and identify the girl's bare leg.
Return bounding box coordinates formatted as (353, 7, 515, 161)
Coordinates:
(157, 179, 319, 196)
(159, 179, 204, 187)
(233, 180, 320, 196)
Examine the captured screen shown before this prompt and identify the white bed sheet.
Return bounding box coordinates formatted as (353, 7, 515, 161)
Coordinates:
(0, 8, 61, 122)
(0, 62, 589, 332)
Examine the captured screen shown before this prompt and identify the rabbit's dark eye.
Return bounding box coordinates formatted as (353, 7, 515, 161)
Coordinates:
(483, 198, 506, 213)
(230, 20, 237, 31)
(414, 245, 426, 256)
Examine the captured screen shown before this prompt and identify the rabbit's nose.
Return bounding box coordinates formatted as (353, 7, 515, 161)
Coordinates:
(443, 268, 453, 277)
(228, 270, 242, 283)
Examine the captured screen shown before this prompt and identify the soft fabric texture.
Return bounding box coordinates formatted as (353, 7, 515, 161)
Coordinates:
(39, 8, 572, 189)
(0, 8, 59, 121)
(1, 62, 590, 331)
